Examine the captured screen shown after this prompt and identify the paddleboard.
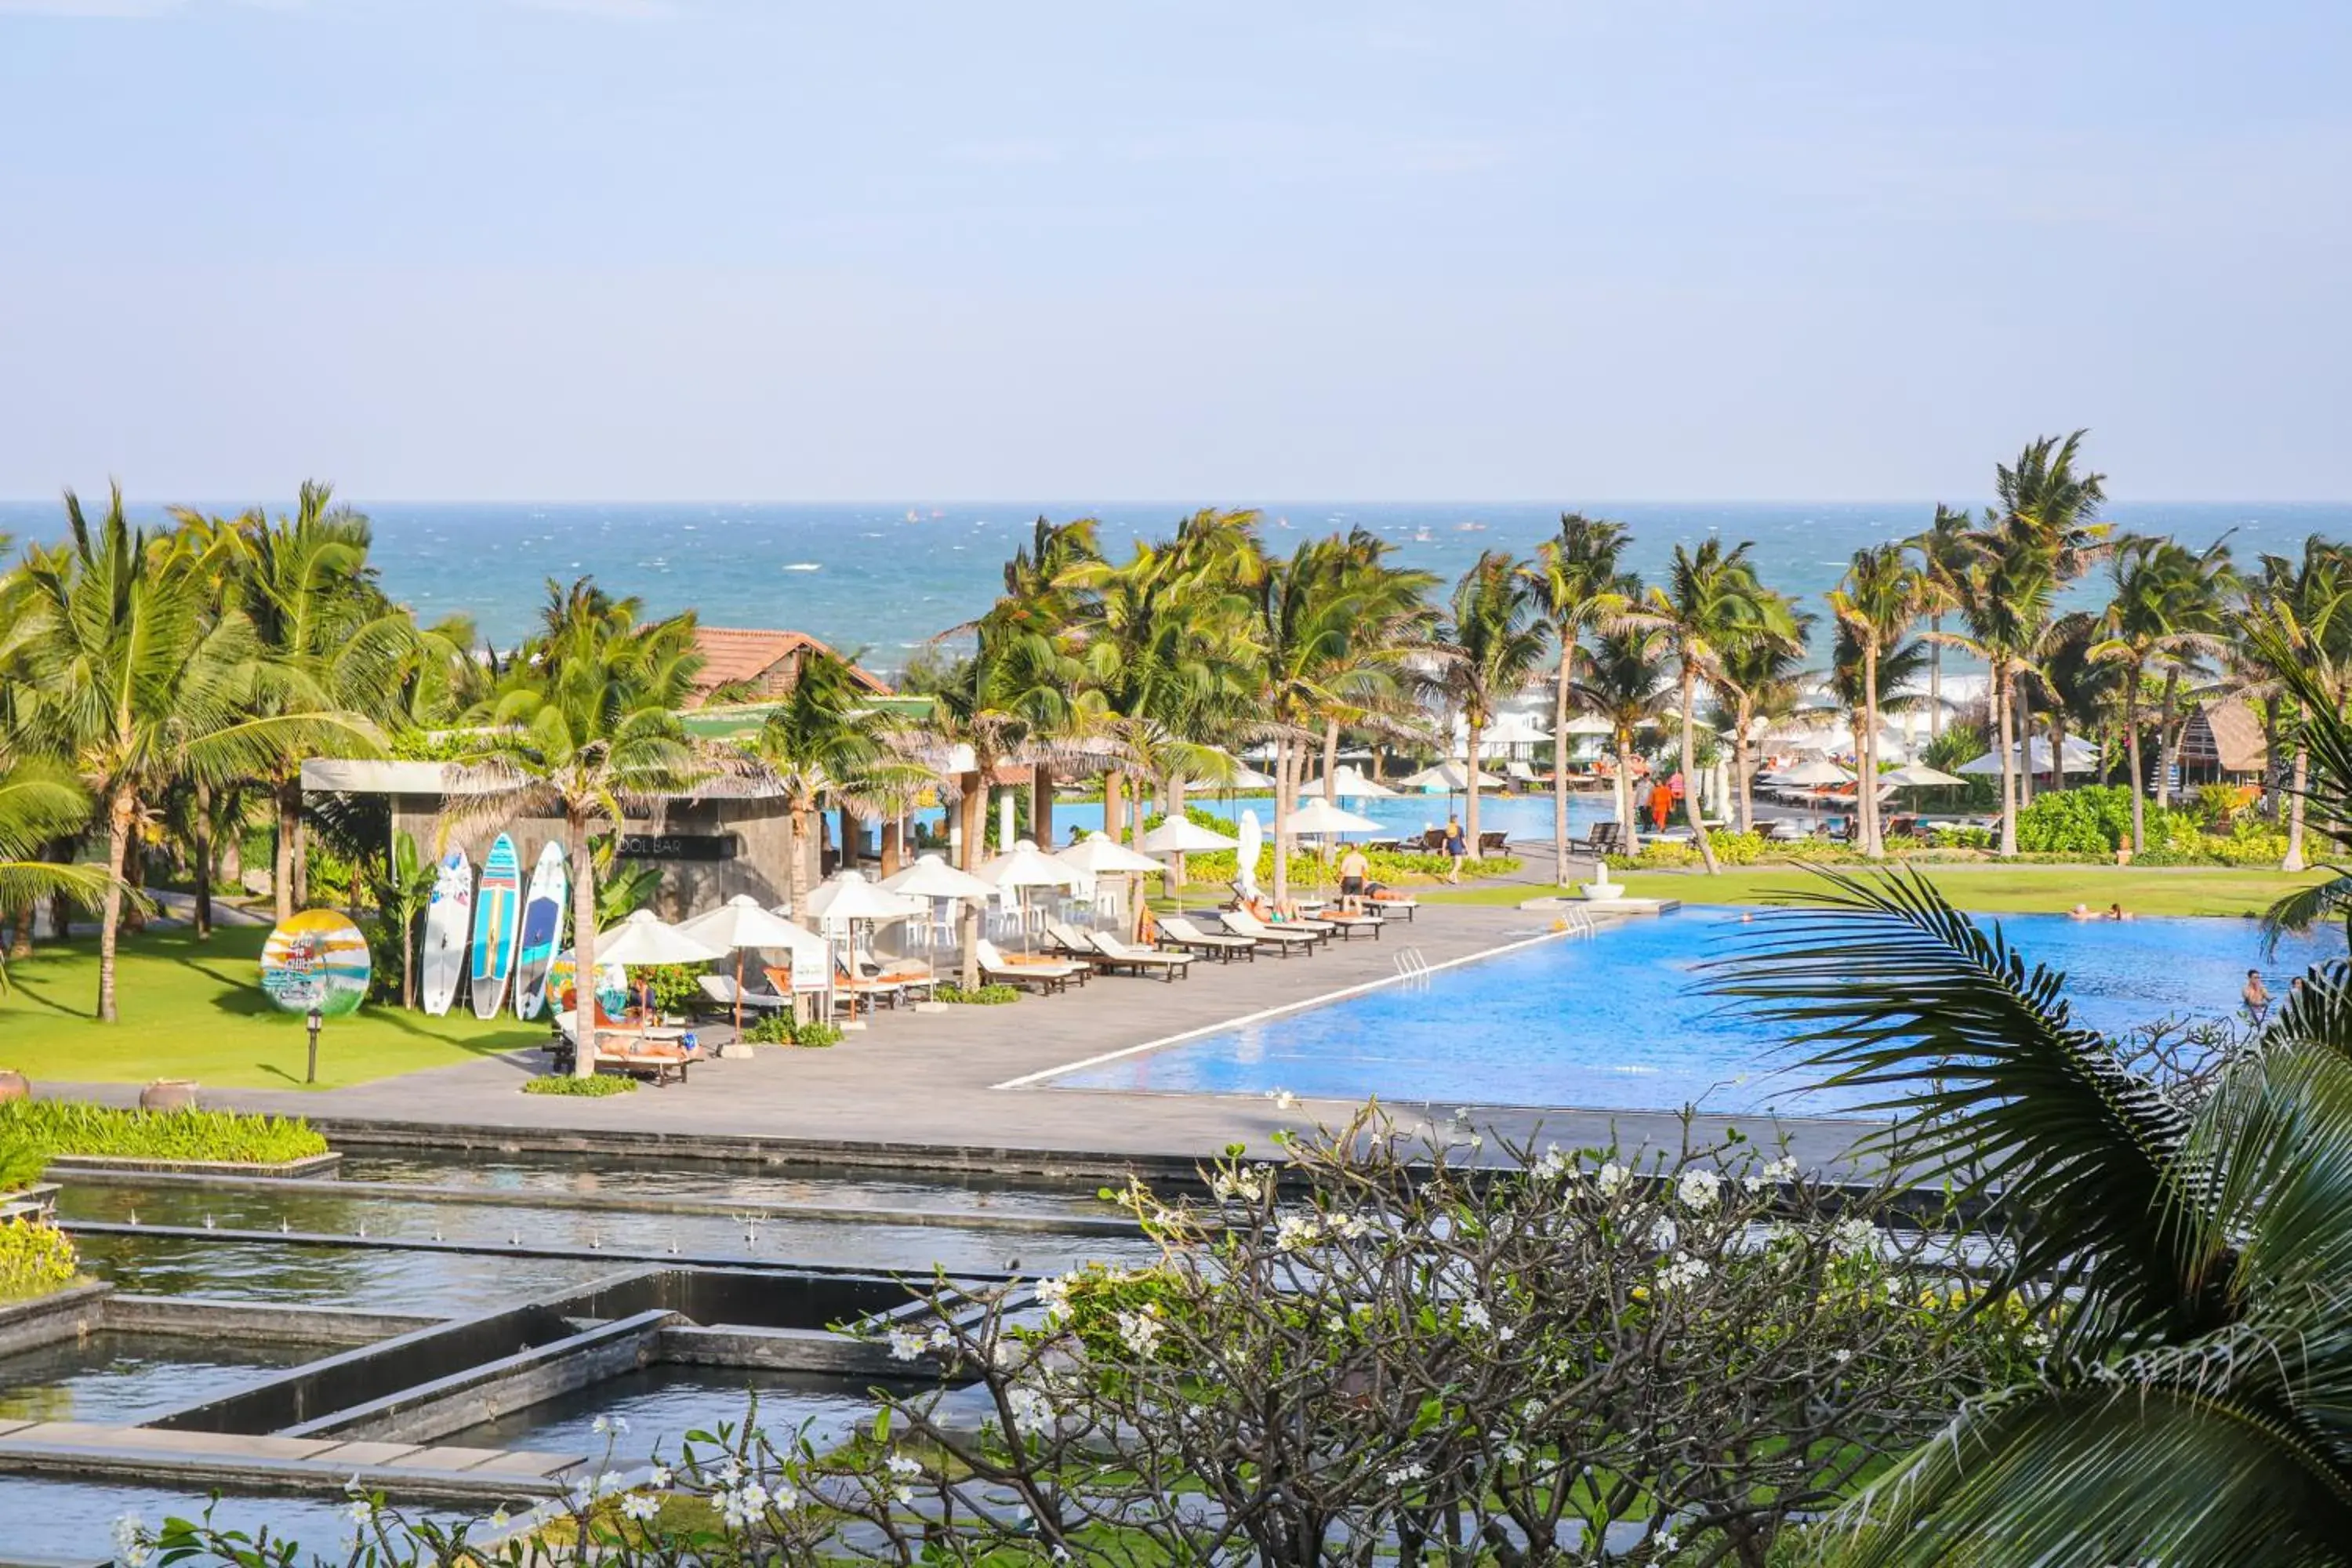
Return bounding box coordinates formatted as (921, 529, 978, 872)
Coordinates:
(511, 840, 568, 1022)
(469, 833, 523, 1020)
(419, 850, 474, 1017)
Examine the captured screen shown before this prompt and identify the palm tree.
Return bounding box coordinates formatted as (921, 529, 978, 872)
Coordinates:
(1909, 504, 1976, 740)
(178, 484, 412, 920)
(1524, 514, 1630, 883)
(2092, 535, 2232, 851)
(0, 752, 114, 992)
(1827, 544, 1928, 858)
(2245, 538, 2352, 870)
(451, 579, 708, 1076)
(1570, 626, 1675, 855)
(1827, 615, 1927, 853)
(1623, 540, 1797, 873)
(1433, 551, 1549, 864)
(1715, 604, 1815, 834)
(749, 649, 934, 916)
(2, 489, 371, 1020)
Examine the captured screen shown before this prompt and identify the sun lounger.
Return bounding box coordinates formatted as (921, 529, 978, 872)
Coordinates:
(1083, 930, 1196, 982)
(1044, 921, 1108, 966)
(699, 974, 791, 1013)
(551, 1011, 706, 1085)
(1477, 829, 1510, 855)
(1158, 915, 1258, 961)
(1316, 909, 1387, 940)
(1365, 891, 1417, 922)
(1219, 908, 1326, 951)
(854, 944, 938, 1002)
(976, 938, 1088, 994)
(833, 959, 909, 1009)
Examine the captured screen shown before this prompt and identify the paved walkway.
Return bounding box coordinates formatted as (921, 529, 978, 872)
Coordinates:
(49, 899, 1877, 1174)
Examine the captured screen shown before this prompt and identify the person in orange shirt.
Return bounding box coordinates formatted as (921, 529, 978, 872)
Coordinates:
(1648, 781, 1673, 833)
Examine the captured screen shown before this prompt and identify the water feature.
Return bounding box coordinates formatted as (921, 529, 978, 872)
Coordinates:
(439, 1366, 923, 1470)
(1046, 909, 2350, 1114)
(0, 1475, 459, 1566)
(0, 1332, 323, 1426)
(63, 1231, 622, 1312)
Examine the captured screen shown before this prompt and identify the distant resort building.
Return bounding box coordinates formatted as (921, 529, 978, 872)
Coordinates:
(2177, 697, 2268, 789)
(687, 626, 892, 705)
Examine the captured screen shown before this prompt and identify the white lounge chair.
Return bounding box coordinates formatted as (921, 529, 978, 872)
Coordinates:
(699, 974, 791, 1012)
(1218, 909, 1324, 953)
(1157, 915, 1258, 962)
(1082, 930, 1196, 982)
(975, 938, 1087, 994)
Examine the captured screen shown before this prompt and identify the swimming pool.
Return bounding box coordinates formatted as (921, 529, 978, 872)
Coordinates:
(1045, 909, 2347, 1116)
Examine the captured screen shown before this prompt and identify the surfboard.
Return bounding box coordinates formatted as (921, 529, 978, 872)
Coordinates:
(511, 840, 568, 1022)
(419, 849, 473, 1017)
(469, 833, 523, 1020)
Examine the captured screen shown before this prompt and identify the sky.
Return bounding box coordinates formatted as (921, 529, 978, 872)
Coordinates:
(1, 0, 2347, 503)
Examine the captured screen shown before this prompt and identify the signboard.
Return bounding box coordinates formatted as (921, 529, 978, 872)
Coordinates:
(259, 909, 372, 1018)
(616, 833, 738, 862)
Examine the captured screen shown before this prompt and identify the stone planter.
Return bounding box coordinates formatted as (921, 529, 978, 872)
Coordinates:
(1579, 881, 1625, 902)
(0, 1069, 27, 1105)
(140, 1079, 202, 1113)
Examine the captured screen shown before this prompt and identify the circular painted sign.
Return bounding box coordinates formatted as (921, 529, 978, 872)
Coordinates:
(259, 909, 372, 1018)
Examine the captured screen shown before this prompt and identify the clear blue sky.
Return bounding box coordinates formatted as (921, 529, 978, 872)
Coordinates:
(2, 1, 2345, 502)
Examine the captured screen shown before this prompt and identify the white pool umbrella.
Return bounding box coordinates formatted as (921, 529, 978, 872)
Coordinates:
(880, 852, 996, 901)
(1298, 764, 1397, 799)
(596, 909, 726, 967)
(1286, 798, 1385, 837)
(1138, 815, 1238, 915)
(978, 838, 1082, 949)
(1056, 830, 1166, 877)
(1956, 736, 2098, 776)
(1236, 810, 1263, 897)
(1769, 758, 1855, 787)
(1396, 760, 1504, 792)
(1882, 763, 1968, 788)
(679, 895, 829, 1030)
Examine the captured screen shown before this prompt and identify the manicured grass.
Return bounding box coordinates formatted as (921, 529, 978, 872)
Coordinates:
(1421, 863, 2328, 920)
(0, 924, 543, 1090)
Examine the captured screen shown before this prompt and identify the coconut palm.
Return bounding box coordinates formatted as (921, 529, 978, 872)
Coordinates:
(1719, 643, 2352, 1563)
(1715, 604, 1816, 835)
(1571, 624, 1675, 855)
(2091, 535, 2231, 851)
(1828, 544, 1928, 858)
(1524, 514, 1631, 883)
(1826, 616, 1927, 853)
(1622, 540, 1798, 873)
(1433, 551, 1549, 864)
(451, 579, 709, 1075)
(749, 649, 935, 916)
(2245, 538, 2352, 871)
(1909, 503, 1977, 740)
(2, 489, 372, 1020)
(0, 753, 115, 992)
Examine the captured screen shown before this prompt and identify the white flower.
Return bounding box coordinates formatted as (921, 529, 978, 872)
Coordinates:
(619, 1492, 659, 1523)
(1007, 1383, 1055, 1433)
(886, 1452, 923, 1478)
(1530, 1144, 1572, 1181)
(488, 1507, 510, 1530)
(1267, 1087, 1298, 1111)
(1675, 1169, 1721, 1212)
(1765, 1155, 1799, 1181)
(1831, 1216, 1878, 1257)
(647, 1465, 673, 1490)
(1036, 1273, 1077, 1322)
(1835, 1348, 1853, 1364)
(888, 1327, 930, 1361)
(1329, 1211, 1372, 1240)
(1649, 1216, 1680, 1250)
(1116, 1305, 1165, 1359)
(717, 1456, 745, 1486)
(1596, 1161, 1630, 1195)
(111, 1515, 151, 1568)
(771, 1481, 800, 1510)
(1657, 1528, 1680, 1553)
(1500, 1439, 1526, 1465)
(1655, 1250, 1711, 1291)
(1275, 1212, 1323, 1251)
(718, 1481, 771, 1529)
(1457, 1299, 1493, 1331)
(1211, 1166, 1271, 1202)
(1497, 1323, 1517, 1342)
(1384, 1459, 1428, 1486)
(346, 1497, 375, 1526)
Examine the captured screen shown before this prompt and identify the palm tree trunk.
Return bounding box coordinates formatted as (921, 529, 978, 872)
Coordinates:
(1616, 731, 1641, 854)
(1103, 770, 1124, 848)
(2156, 671, 2182, 809)
(6, 900, 29, 961)
(1167, 774, 1189, 894)
(880, 817, 904, 878)
(274, 781, 297, 923)
(1032, 763, 1054, 848)
(1552, 645, 1572, 885)
(787, 803, 815, 914)
(1730, 699, 1754, 835)
(1464, 715, 1485, 862)
(2286, 720, 2310, 872)
(1861, 644, 1882, 858)
(1994, 665, 2018, 858)
(98, 784, 133, 1022)
(956, 772, 982, 873)
(1929, 615, 1943, 738)
(2016, 678, 2035, 807)
(1272, 739, 1294, 908)
(192, 779, 213, 941)
(1321, 718, 1340, 804)
(2125, 669, 2147, 854)
(122, 836, 147, 935)
(568, 812, 599, 1078)
(2049, 708, 2069, 807)
(1681, 664, 1718, 873)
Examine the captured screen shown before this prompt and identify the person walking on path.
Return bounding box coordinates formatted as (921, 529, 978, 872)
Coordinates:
(1647, 781, 1673, 834)
(1443, 818, 1467, 884)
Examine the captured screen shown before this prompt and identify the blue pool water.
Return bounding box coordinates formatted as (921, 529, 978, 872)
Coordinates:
(1048, 910, 2348, 1116)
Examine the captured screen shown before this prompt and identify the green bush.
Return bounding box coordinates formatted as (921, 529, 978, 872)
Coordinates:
(743, 1012, 796, 1045)
(2016, 786, 2136, 855)
(0, 1128, 45, 1196)
(0, 1101, 327, 1166)
(793, 1021, 844, 1048)
(937, 982, 1021, 1005)
(0, 1216, 78, 1302)
(629, 962, 706, 1015)
(521, 1073, 637, 1097)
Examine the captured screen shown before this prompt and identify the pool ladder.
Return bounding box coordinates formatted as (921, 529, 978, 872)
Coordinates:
(1556, 907, 1597, 939)
(1393, 947, 1433, 989)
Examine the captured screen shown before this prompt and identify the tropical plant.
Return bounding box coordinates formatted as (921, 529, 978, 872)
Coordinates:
(448, 578, 710, 1075)
(748, 649, 933, 914)
(1432, 550, 1548, 861)
(366, 830, 437, 1008)
(1909, 503, 1978, 740)
(1828, 543, 1927, 857)
(2091, 534, 2232, 850)
(1, 489, 374, 1020)
(1621, 540, 1798, 872)
(1571, 623, 1675, 855)
(0, 753, 114, 992)
(1715, 604, 1816, 835)
(1524, 514, 1629, 880)
(2245, 536, 2352, 869)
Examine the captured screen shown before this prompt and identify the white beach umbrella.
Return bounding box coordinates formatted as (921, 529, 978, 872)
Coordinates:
(978, 838, 1083, 949)
(1138, 817, 1239, 854)
(1298, 764, 1397, 799)
(678, 895, 829, 1029)
(879, 852, 996, 901)
(1286, 798, 1385, 837)
(1955, 737, 2097, 776)
(1225, 764, 1278, 789)
(1881, 763, 1968, 789)
(1056, 830, 1166, 877)
(1769, 758, 1857, 787)
(802, 869, 924, 928)
(595, 909, 727, 967)
(1396, 760, 1505, 792)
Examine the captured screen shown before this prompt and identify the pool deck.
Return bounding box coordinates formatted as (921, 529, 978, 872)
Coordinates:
(43, 902, 1879, 1176)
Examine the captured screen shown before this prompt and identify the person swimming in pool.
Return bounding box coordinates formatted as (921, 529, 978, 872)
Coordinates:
(2244, 969, 2271, 1022)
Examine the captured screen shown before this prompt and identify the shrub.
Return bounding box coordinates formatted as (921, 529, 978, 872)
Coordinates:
(2016, 786, 2136, 855)
(0, 1215, 78, 1301)
(936, 982, 1020, 1005)
(0, 1101, 327, 1166)
(793, 1020, 844, 1048)
(521, 1074, 637, 1097)
(629, 962, 706, 1015)
(0, 1131, 44, 1196)
(743, 1013, 796, 1045)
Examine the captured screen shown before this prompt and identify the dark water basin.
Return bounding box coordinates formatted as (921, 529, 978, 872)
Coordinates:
(0, 1474, 461, 1565)
(441, 1365, 921, 1471)
(64, 1232, 619, 1313)
(0, 1332, 323, 1426)
(56, 1185, 1158, 1277)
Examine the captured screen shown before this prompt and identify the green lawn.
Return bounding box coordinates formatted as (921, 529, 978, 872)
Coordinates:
(0, 924, 543, 1090)
(1422, 863, 2328, 920)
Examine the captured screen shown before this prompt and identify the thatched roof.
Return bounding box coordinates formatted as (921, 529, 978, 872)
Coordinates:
(2183, 698, 2267, 775)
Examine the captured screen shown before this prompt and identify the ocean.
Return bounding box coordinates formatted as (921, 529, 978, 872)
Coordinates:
(2, 499, 2344, 673)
